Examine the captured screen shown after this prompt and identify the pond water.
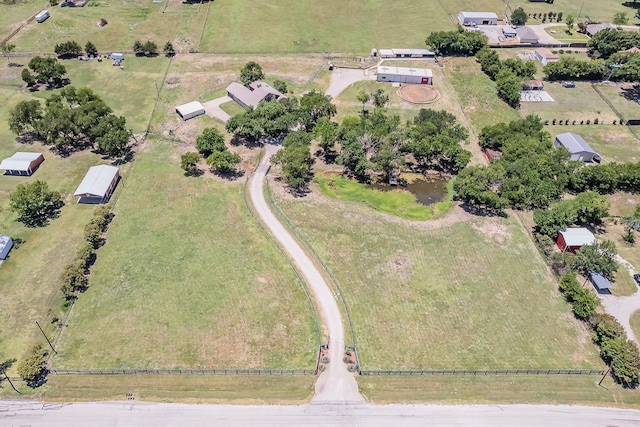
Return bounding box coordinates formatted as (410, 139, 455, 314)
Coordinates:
(368, 177, 449, 206)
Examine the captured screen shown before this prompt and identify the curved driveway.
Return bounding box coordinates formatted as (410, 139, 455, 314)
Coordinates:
(249, 144, 364, 404)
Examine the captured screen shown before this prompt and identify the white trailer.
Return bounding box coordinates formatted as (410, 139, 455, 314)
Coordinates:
(35, 10, 50, 23)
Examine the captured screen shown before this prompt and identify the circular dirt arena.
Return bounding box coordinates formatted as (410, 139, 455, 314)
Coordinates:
(397, 84, 440, 104)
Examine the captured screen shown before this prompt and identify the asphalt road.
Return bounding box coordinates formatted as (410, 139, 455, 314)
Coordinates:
(248, 145, 364, 404)
(1, 401, 640, 426)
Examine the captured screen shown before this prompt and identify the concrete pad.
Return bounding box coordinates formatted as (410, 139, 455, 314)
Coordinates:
(202, 96, 232, 122)
(520, 90, 554, 102)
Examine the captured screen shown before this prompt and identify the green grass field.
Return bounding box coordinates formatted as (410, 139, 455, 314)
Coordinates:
(545, 125, 640, 163)
(594, 83, 640, 123)
(545, 26, 590, 42)
(511, 0, 629, 23)
(631, 310, 640, 344)
(273, 189, 602, 370)
(54, 141, 317, 369)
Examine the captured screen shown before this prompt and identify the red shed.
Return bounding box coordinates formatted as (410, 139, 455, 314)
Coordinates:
(556, 228, 595, 253)
(484, 148, 502, 163)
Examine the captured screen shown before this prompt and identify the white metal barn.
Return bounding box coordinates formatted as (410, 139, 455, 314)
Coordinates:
(378, 48, 435, 59)
(377, 66, 433, 85)
(0, 152, 44, 176)
(0, 235, 13, 260)
(74, 165, 120, 204)
(175, 101, 205, 121)
(458, 11, 498, 26)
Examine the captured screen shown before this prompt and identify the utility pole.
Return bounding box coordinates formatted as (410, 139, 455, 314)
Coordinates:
(35, 321, 57, 354)
(598, 360, 614, 386)
(2, 371, 21, 394)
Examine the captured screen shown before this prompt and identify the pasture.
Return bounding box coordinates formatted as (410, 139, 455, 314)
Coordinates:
(272, 188, 603, 370)
(545, 125, 640, 164)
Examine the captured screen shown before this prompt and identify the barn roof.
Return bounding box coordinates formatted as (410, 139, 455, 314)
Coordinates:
(377, 66, 432, 77)
(555, 132, 596, 155)
(74, 165, 119, 197)
(175, 101, 204, 117)
(516, 26, 538, 42)
(226, 81, 284, 108)
(459, 11, 498, 19)
(558, 228, 596, 247)
(535, 48, 558, 59)
(590, 272, 613, 290)
(0, 152, 43, 172)
(0, 235, 11, 251)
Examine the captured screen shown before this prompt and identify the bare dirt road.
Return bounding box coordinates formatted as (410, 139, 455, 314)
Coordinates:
(249, 144, 364, 404)
(2, 400, 640, 426)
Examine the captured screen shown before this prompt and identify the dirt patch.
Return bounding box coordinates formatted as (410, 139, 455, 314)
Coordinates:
(397, 84, 440, 104)
(471, 217, 511, 244)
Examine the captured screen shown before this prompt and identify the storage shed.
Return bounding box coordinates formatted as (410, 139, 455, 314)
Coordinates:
(556, 228, 596, 253)
(589, 272, 613, 294)
(74, 165, 120, 203)
(35, 10, 49, 23)
(175, 101, 205, 121)
(523, 80, 544, 90)
(377, 66, 432, 85)
(458, 12, 498, 26)
(534, 48, 559, 65)
(378, 48, 435, 58)
(0, 152, 44, 176)
(111, 53, 124, 61)
(554, 132, 597, 162)
(502, 27, 517, 38)
(516, 26, 539, 44)
(0, 235, 12, 260)
(484, 148, 503, 162)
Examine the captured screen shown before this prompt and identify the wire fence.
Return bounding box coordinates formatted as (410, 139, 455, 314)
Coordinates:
(51, 368, 316, 375)
(361, 369, 605, 376)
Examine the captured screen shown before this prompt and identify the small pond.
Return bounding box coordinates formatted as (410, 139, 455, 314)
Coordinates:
(368, 177, 449, 206)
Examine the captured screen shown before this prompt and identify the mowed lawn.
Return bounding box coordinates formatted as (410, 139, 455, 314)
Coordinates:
(545, 125, 640, 164)
(199, 0, 454, 54)
(55, 142, 317, 369)
(273, 192, 603, 370)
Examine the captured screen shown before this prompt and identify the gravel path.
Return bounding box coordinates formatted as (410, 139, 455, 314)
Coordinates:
(249, 144, 364, 404)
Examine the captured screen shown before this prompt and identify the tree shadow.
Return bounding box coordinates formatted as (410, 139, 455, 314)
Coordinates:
(17, 200, 64, 228)
(229, 135, 263, 149)
(25, 369, 48, 389)
(459, 201, 507, 218)
(7, 62, 23, 68)
(622, 1, 640, 9)
(620, 85, 640, 102)
(184, 168, 204, 177)
(213, 169, 245, 181)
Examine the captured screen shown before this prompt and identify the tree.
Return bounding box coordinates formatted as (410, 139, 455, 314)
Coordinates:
(196, 127, 226, 157)
(206, 150, 241, 173)
(356, 90, 369, 113)
(495, 69, 521, 108)
(240, 61, 265, 86)
(9, 180, 63, 227)
(314, 116, 337, 156)
(94, 115, 129, 157)
(510, 7, 528, 26)
(272, 131, 312, 189)
(272, 79, 288, 93)
(371, 89, 389, 108)
(17, 346, 46, 387)
(557, 12, 563, 22)
(565, 14, 575, 33)
(614, 12, 629, 25)
(27, 56, 67, 87)
(425, 26, 488, 56)
(9, 99, 42, 134)
(133, 40, 144, 55)
(181, 152, 201, 175)
(54, 40, 82, 57)
(575, 240, 619, 280)
(371, 139, 402, 182)
(143, 40, 157, 56)
(1, 42, 15, 62)
(300, 90, 336, 128)
(164, 41, 175, 57)
(60, 262, 86, 297)
(85, 41, 97, 56)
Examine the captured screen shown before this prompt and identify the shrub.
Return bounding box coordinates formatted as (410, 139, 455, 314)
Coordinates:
(552, 119, 557, 125)
(566, 49, 572, 54)
(558, 49, 565, 54)
(343, 356, 350, 363)
(580, 120, 584, 125)
(558, 120, 563, 125)
(613, 120, 617, 125)
(594, 118, 599, 124)
(17, 345, 47, 387)
(320, 356, 330, 363)
(565, 119, 569, 125)
(586, 119, 591, 124)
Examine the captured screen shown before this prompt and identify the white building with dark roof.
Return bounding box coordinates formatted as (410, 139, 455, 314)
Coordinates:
(554, 132, 597, 162)
(74, 165, 120, 203)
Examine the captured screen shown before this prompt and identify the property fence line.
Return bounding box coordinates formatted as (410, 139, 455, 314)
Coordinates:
(51, 368, 316, 375)
(361, 369, 605, 376)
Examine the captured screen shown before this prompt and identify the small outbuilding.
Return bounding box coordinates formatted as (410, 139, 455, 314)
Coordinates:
(484, 148, 503, 162)
(0, 235, 13, 260)
(0, 152, 45, 176)
(458, 12, 498, 26)
(74, 165, 120, 203)
(175, 101, 205, 121)
(516, 26, 539, 44)
(378, 48, 435, 58)
(111, 53, 124, 61)
(35, 10, 50, 23)
(534, 48, 559, 65)
(556, 228, 596, 253)
(589, 272, 613, 294)
(523, 80, 544, 90)
(554, 132, 597, 162)
(502, 27, 517, 38)
(377, 66, 432, 85)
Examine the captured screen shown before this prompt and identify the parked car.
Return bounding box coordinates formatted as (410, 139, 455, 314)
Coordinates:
(634, 274, 640, 286)
(562, 82, 576, 88)
(593, 153, 602, 163)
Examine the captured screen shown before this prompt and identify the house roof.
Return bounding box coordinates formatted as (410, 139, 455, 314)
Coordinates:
(590, 272, 613, 290)
(525, 79, 543, 88)
(503, 27, 517, 35)
(535, 48, 559, 59)
(74, 165, 119, 197)
(586, 23, 614, 35)
(377, 66, 432, 77)
(0, 152, 43, 171)
(459, 11, 498, 19)
(516, 26, 538, 42)
(175, 101, 204, 117)
(555, 132, 596, 155)
(558, 228, 596, 247)
(226, 81, 284, 108)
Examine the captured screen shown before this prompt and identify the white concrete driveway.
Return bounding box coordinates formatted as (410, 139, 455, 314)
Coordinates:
(202, 96, 232, 122)
(598, 255, 640, 344)
(325, 67, 376, 99)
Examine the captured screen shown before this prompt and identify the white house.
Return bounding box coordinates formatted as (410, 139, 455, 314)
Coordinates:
(74, 165, 120, 203)
(458, 12, 498, 26)
(377, 66, 432, 85)
(0, 152, 44, 176)
(554, 132, 598, 162)
(0, 235, 12, 260)
(175, 101, 205, 121)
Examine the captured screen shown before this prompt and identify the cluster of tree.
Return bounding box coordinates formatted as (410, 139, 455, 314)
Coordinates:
(16, 345, 47, 387)
(621, 204, 640, 244)
(9, 180, 63, 227)
(9, 86, 130, 156)
(455, 115, 571, 210)
(197, 128, 242, 174)
(425, 26, 487, 56)
(476, 47, 536, 108)
(558, 272, 599, 320)
(569, 161, 640, 193)
(543, 57, 606, 81)
(533, 191, 610, 238)
(530, 11, 563, 21)
(54, 40, 99, 58)
(21, 56, 67, 88)
(272, 131, 313, 190)
(510, 7, 528, 26)
(588, 29, 640, 59)
(357, 88, 390, 111)
(60, 206, 113, 299)
(240, 61, 265, 85)
(591, 313, 640, 387)
(133, 40, 158, 56)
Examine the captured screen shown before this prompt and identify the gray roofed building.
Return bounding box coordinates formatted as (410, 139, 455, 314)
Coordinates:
(586, 23, 614, 37)
(554, 132, 597, 162)
(378, 48, 435, 58)
(0, 235, 13, 260)
(458, 11, 498, 26)
(516, 26, 538, 44)
(589, 272, 613, 294)
(74, 165, 120, 203)
(175, 101, 205, 121)
(226, 81, 285, 109)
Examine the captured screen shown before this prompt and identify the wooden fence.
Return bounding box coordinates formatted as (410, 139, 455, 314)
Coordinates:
(51, 368, 317, 375)
(361, 369, 605, 376)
